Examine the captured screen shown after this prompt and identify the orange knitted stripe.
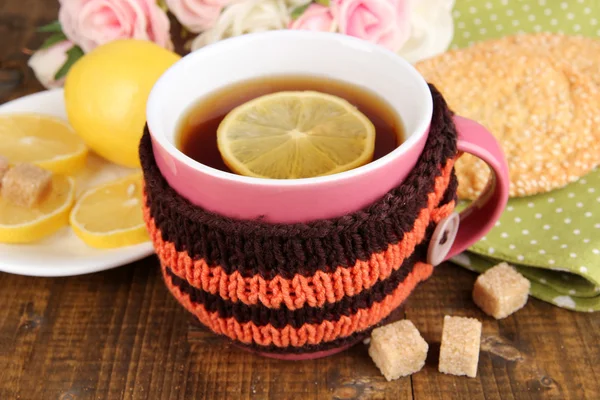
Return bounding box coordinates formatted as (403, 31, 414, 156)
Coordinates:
(143, 160, 454, 311)
(163, 261, 433, 347)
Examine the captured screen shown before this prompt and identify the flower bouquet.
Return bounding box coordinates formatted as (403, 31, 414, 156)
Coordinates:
(29, 0, 455, 89)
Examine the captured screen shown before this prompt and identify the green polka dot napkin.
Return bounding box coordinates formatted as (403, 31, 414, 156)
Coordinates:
(451, 0, 600, 48)
(447, 0, 600, 312)
(453, 166, 600, 312)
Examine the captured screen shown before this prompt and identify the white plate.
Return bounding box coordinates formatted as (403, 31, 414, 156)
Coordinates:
(0, 89, 155, 277)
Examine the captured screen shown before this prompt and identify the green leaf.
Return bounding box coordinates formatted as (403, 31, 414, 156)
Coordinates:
(291, 3, 311, 20)
(315, 0, 330, 6)
(39, 32, 67, 50)
(54, 46, 84, 80)
(180, 25, 190, 39)
(37, 20, 63, 33)
(156, 0, 168, 12)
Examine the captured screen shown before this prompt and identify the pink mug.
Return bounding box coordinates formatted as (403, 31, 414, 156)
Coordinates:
(146, 30, 509, 265)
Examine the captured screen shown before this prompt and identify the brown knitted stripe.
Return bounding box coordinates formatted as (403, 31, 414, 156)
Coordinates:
(163, 239, 428, 329)
(237, 327, 371, 355)
(237, 292, 431, 354)
(163, 260, 433, 347)
(140, 85, 457, 279)
(234, 308, 406, 355)
(441, 168, 458, 207)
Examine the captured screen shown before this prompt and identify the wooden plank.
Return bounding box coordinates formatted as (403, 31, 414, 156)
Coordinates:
(408, 264, 600, 400)
(1, 0, 600, 398)
(404, 264, 489, 400)
(0, 0, 53, 102)
(0, 260, 192, 400)
(186, 320, 413, 400)
(1, 241, 600, 399)
(0, 273, 53, 398)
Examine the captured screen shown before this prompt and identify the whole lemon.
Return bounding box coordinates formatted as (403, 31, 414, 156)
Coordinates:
(64, 39, 180, 167)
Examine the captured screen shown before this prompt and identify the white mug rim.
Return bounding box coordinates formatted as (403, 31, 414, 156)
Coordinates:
(146, 30, 433, 188)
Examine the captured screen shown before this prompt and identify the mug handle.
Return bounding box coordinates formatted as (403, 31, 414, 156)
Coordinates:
(444, 115, 510, 260)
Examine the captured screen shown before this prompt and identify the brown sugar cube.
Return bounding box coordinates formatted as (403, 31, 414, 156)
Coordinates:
(368, 320, 428, 381)
(1, 163, 52, 207)
(0, 156, 8, 185)
(439, 316, 482, 378)
(473, 262, 530, 319)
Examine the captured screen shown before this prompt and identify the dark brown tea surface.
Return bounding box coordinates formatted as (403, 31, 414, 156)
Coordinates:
(176, 75, 404, 173)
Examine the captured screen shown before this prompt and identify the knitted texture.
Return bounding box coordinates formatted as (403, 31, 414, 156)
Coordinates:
(140, 84, 459, 355)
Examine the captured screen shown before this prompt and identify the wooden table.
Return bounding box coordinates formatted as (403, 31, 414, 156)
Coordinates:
(1, 2, 600, 399)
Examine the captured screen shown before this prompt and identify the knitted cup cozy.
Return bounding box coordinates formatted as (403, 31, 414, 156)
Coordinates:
(140, 84, 459, 356)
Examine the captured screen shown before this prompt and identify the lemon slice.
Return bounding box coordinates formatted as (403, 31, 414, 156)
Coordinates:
(217, 91, 376, 179)
(0, 113, 88, 175)
(0, 175, 75, 243)
(69, 173, 149, 249)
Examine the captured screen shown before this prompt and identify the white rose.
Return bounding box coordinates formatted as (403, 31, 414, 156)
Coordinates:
(191, 0, 310, 50)
(27, 41, 74, 89)
(397, 0, 455, 63)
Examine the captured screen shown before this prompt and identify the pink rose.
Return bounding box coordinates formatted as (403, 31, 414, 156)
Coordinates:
(166, 0, 236, 33)
(289, 4, 335, 32)
(58, 0, 173, 53)
(331, 0, 411, 52)
(27, 41, 74, 89)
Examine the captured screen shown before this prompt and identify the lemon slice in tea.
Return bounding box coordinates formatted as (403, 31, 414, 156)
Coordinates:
(217, 91, 376, 179)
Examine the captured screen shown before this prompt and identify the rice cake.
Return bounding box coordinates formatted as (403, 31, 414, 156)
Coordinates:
(416, 38, 600, 199)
